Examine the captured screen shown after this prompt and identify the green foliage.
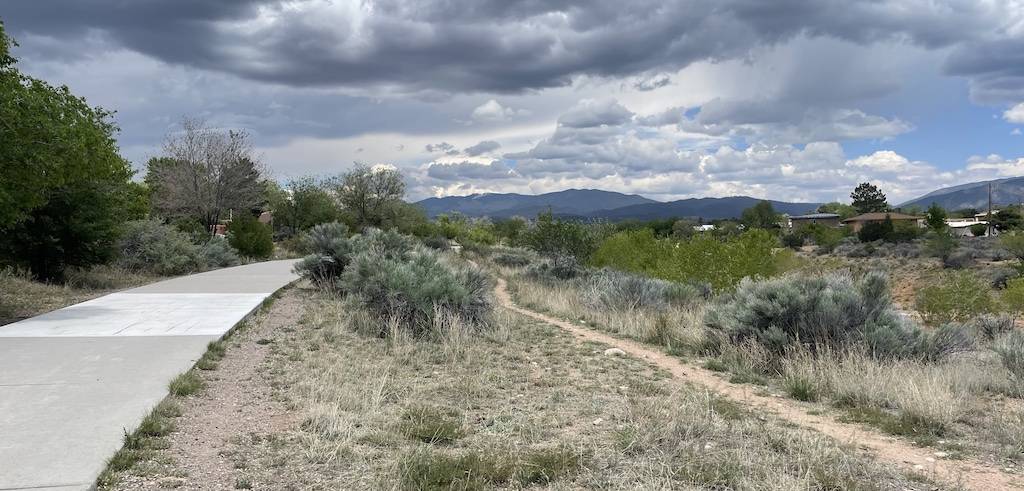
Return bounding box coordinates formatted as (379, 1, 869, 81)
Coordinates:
(671, 219, 698, 239)
(970, 314, 1015, 341)
(780, 233, 804, 249)
(267, 177, 342, 237)
(922, 231, 957, 264)
(115, 220, 203, 275)
(1002, 277, 1024, 316)
(168, 371, 204, 397)
(0, 23, 137, 279)
(915, 271, 996, 324)
(970, 223, 988, 236)
(740, 200, 780, 229)
(293, 222, 354, 284)
(228, 213, 274, 259)
(492, 249, 535, 268)
(924, 203, 947, 231)
(397, 445, 582, 490)
(524, 255, 588, 282)
(707, 271, 971, 362)
(1000, 232, 1024, 260)
(797, 223, 848, 251)
(992, 208, 1024, 232)
(492, 217, 528, 245)
(336, 163, 406, 228)
(850, 182, 889, 214)
(857, 215, 895, 242)
(815, 202, 857, 219)
(522, 211, 598, 260)
(398, 406, 466, 444)
(591, 229, 784, 291)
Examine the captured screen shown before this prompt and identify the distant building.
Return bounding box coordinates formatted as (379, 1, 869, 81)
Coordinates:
(693, 224, 716, 232)
(841, 212, 924, 232)
(787, 213, 841, 228)
(946, 212, 997, 237)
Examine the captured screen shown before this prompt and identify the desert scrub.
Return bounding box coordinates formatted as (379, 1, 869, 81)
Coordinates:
(580, 268, 706, 311)
(706, 271, 970, 362)
(115, 219, 205, 275)
(397, 405, 467, 444)
(524, 254, 588, 281)
(915, 270, 996, 324)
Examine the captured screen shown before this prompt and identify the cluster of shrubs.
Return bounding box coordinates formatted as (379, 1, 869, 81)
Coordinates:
(706, 271, 975, 363)
(115, 220, 241, 275)
(831, 237, 921, 259)
(294, 223, 493, 337)
(580, 268, 707, 311)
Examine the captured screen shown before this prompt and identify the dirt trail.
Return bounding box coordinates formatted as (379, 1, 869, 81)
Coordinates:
(493, 277, 1020, 490)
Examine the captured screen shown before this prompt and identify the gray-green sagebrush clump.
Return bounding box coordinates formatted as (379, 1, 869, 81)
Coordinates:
(706, 270, 974, 363)
(294, 222, 494, 337)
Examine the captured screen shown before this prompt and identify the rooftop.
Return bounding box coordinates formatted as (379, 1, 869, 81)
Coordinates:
(789, 213, 840, 219)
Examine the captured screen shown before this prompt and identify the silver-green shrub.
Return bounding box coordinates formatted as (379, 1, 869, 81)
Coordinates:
(581, 268, 703, 311)
(524, 254, 587, 282)
(200, 236, 240, 268)
(995, 331, 1024, 381)
(116, 219, 203, 275)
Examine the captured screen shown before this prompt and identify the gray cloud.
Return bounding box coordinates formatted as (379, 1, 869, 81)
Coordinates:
(4, 0, 1019, 96)
(426, 160, 517, 180)
(464, 140, 502, 156)
(426, 142, 458, 154)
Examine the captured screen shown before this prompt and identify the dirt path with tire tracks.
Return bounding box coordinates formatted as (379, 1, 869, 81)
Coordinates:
(493, 276, 1019, 490)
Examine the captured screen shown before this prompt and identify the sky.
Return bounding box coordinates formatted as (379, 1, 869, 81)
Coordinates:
(4, 0, 1024, 204)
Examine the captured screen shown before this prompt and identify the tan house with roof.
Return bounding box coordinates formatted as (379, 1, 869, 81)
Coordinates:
(841, 212, 924, 232)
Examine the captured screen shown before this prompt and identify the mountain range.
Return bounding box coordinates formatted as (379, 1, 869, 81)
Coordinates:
(415, 189, 821, 221)
(900, 176, 1024, 210)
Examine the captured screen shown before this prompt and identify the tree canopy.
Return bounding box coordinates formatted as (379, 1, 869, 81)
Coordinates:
(850, 183, 889, 214)
(0, 21, 139, 279)
(740, 200, 780, 229)
(336, 164, 406, 229)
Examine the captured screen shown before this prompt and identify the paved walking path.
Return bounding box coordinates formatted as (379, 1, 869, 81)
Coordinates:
(0, 260, 299, 491)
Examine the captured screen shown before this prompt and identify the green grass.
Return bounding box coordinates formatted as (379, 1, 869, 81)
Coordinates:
(96, 400, 184, 487)
(397, 445, 584, 490)
(397, 405, 466, 444)
(195, 340, 227, 370)
(168, 371, 204, 397)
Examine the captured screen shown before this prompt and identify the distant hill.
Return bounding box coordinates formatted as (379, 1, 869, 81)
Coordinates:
(590, 196, 821, 221)
(416, 190, 820, 221)
(415, 189, 657, 218)
(900, 176, 1024, 210)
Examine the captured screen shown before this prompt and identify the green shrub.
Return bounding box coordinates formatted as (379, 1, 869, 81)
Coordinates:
(591, 229, 783, 291)
(228, 213, 273, 259)
(857, 218, 895, 242)
(923, 231, 957, 264)
(398, 406, 466, 444)
(421, 235, 450, 250)
(581, 268, 703, 311)
(971, 314, 1015, 341)
(1003, 277, 1024, 316)
(1000, 232, 1024, 260)
(492, 249, 535, 268)
(115, 219, 203, 275)
(706, 271, 954, 361)
(340, 249, 492, 336)
(915, 271, 996, 324)
(971, 223, 988, 236)
(522, 211, 597, 260)
(293, 222, 354, 285)
(780, 233, 804, 249)
(524, 254, 587, 282)
(200, 236, 240, 268)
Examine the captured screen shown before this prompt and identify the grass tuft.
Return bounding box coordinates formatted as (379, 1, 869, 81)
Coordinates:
(168, 371, 204, 397)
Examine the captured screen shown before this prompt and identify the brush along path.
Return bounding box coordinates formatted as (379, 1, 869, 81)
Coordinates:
(492, 276, 1019, 490)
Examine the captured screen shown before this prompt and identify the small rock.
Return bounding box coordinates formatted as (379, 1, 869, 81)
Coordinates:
(604, 348, 626, 356)
(913, 464, 924, 470)
(592, 418, 603, 425)
(618, 385, 628, 391)
(933, 451, 949, 458)
(925, 457, 935, 463)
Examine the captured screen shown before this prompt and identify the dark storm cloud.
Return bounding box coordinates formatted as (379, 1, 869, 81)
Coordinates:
(4, 0, 1018, 95)
(944, 39, 1024, 103)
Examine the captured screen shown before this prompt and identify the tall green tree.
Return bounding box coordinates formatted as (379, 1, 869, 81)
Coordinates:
(815, 202, 857, 219)
(266, 176, 343, 237)
(925, 203, 948, 231)
(850, 183, 889, 214)
(0, 21, 137, 279)
(740, 200, 781, 229)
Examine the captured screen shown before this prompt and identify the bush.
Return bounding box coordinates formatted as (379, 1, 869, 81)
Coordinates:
(995, 331, 1024, 381)
(116, 219, 203, 275)
(522, 211, 597, 260)
(915, 271, 996, 324)
(493, 250, 535, 268)
(228, 213, 273, 259)
(525, 254, 587, 282)
(858, 218, 895, 243)
(421, 235, 450, 250)
(340, 248, 492, 336)
(988, 266, 1018, 289)
(970, 314, 1015, 341)
(1001, 232, 1024, 260)
(923, 231, 957, 264)
(970, 223, 988, 237)
(591, 229, 784, 291)
(706, 271, 950, 361)
(780, 233, 804, 249)
(293, 222, 353, 285)
(581, 268, 703, 311)
(1002, 277, 1024, 316)
(943, 249, 974, 269)
(200, 236, 240, 268)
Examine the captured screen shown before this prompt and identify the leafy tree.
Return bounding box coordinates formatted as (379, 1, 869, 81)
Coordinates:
(336, 163, 406, 229)
(672, 219, 698, 239)
(145, 120, 266, 233)
(228, 213, 273, 259)
(924, 203, 947, 231)
(493, 217, 528, 245)
(523, 211, 597, 260)
(850, 183, 889, 214)
(0, 22, 137, 279)
(740, 200, 781, 229)
(267, 176, 343, 237)
(992, 207, 1024, 232)
(815, 202, 857, 220)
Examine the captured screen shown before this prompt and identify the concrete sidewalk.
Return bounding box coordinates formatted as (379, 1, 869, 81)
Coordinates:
(0, 260, 299, 491)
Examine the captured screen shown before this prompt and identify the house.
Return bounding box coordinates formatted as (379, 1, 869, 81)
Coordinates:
(841, 212, 924, 232)
(945, 212, 998, 237)
(788, 213, 841, 228)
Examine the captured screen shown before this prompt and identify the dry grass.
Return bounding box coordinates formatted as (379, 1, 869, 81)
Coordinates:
(105, 283, 938, 489)
(0, 266, 154, 325)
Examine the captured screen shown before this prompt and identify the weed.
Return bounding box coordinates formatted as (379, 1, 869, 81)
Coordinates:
(397, 406, 466, 444)
(168, 371, 204, 397)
